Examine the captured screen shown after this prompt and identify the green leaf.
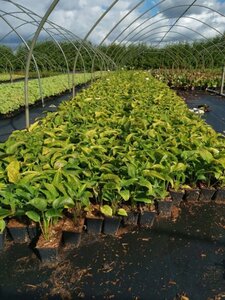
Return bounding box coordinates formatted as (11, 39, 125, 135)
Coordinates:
(134, 197, 152, 204)
(101, 174, 120, 182)
(199, 149, 214, 163)
(5, 142, 25, 154)
(0, 208, 11, 218)
(45, 208, 62, 219)
(43, 183, 59, 198)
(6, 160, 20, 183)
(52, 197, 74, 209)
(127, 164, 136, 178)
(19, 171, 41, 184)
(117, 208, 128, 216)
(143, 170, 166, 181)
(29, 198, 47, 211)
(138, 178, 153, 192)
(217, 157, 225, 168)
(100, 205, 113, 217)
(25, 211, 40, 223)
(119, 190, 130, 201)
(0, 219, 6, 233)
(28, 121, 39, 132)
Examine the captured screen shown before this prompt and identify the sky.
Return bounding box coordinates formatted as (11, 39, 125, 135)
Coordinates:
(0, 0, 225, 48)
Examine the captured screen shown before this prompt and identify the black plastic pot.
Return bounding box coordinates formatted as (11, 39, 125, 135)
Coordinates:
(138, 211, 156, 228)
(213, 188, 225, 204)
(123, 211, 140, 226)
(169, 190, 184, 206)
(7, 223, 29, 243)
(86, 217, 103, 234)
(27, 223, 39, 241)
(62, 231, 82, 247)
(158, 201, 173, 218)
(35, 246, 60, 263)
(198, 188, 216, 202)
(62, 219, 84, 247)
(0, 230, 5, 251)
(185, 189, 200, 202)
(103, 216, 121, 235)
(35, 232, 62, 262)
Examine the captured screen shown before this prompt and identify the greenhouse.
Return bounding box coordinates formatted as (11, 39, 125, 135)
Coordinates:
(0, 0, 225, 299)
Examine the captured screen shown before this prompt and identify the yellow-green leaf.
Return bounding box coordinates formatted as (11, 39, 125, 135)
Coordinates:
(6, 160, 20, 183)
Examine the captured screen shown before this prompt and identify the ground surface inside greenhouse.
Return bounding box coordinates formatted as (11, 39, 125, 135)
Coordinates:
(179, 90, 225, 134)
(0, 203, 225, 300)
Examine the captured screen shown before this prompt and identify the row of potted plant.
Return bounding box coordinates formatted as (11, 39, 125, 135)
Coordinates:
(0, 72, 102, 115)
(0, 70, 225, 253)
(151, 69, 221, 90)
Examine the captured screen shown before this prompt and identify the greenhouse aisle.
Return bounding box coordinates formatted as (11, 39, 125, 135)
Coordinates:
(181, 90, 225, 134)
(0, 203, 224, 300)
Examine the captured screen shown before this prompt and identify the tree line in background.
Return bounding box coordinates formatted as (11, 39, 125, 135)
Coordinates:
(0, 34, 225, 73)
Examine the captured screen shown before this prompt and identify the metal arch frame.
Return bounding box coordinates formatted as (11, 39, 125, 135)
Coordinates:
(118, 40, 198, 70)
(0, 0, 60, 127)
(109, 4, 225, 59)
(13, 2, 112, 84)
(0, 5, 106, 99)
(116, 3, 225, 44)
(117, 37, 209, 70)
(0, 9, 45, 106)
(115, 24, 218, 69)
(32, 51, 60, 71)
(0, 0, 117, 126)
(0, 51, 15, 82)
(140, 25, 216, 64)
(0, 10, 72, 88)
(138, 24, 218, 67)
(1, 1, 93, 123)
(44, 22, 113, 73)
(154, 0, 198, 48)
(72, 0, 120, 97)
(122, 16, 223, 51)
(90, 0, 145, 75)
(150, 44, 198, 69)
(119, 46, 186, 70)
(105, 0, 168, 56)
(23, 0, 60, 128)
(116, 33, 208, 70)
(198, 41, 225, 68)
(41, 14, 117, 74)
(113, 33, 217, 69)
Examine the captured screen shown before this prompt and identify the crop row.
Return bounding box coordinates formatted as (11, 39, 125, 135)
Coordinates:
(0, 70, 225, 239)
(0, 71, 61, 83)
(0, 73, 24, 82)
(151, 69, 221, 89)
(0, 72, 101, 115)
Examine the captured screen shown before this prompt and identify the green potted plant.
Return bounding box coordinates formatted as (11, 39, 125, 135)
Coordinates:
(25, 193, 69, 262)
(169, 163, 186, 206)
(62, 185, 91, 246)
(100, 183, 127, 235)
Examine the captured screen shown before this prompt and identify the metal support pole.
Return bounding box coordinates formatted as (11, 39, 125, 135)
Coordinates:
(24, 0, 59, 129)
(72, 0, 120, 98)
(221, 65, 225, 95)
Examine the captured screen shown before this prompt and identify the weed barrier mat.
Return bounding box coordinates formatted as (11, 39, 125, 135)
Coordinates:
(0, 203, 225, 300)
(179, 90, 225, 134)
